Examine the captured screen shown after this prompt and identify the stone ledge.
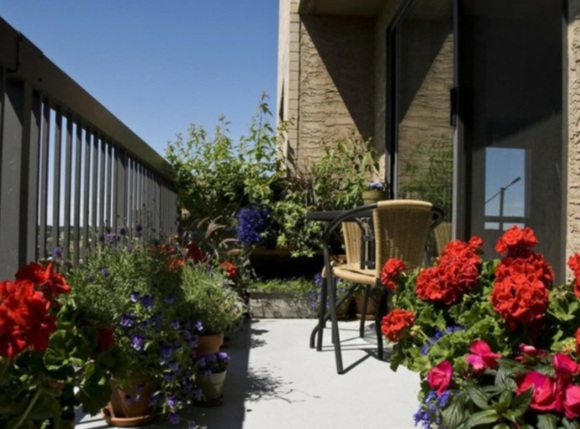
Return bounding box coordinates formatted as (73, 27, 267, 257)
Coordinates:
(249, 291, 315, 319)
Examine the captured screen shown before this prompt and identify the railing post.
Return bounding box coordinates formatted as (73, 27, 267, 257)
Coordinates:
(0, 79, 34, 278)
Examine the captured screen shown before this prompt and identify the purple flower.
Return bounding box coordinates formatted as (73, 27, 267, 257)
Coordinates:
(100, 267, 110, 277)
(194, 321, 203, 332)
(236, 204, 271, 245)
(130, 291, 140, 303)
(120, 315, 134, 328)
(53, 247, 63, 260)
(164, 295, 175, 305)
(169, 360, 180, 372)
(131, 335, 145, 351)
(167, 395, 178, 410)
(368, 180, 385, 191)
(168, 412, 180, 425)
(164, 372, 175, 383)
(104, 232, 117, 245)
(118, 225, 127, 235)
(170, 319, 180, 330)
(161, 345, 173, 360)
(140, 294, 154, 309)
(135, 223, 143, 236)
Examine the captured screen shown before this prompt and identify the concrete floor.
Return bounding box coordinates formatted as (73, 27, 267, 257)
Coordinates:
(77, 318, 421, 429)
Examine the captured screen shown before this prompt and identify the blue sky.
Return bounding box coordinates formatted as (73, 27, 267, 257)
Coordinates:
(0, 1, 279, 158)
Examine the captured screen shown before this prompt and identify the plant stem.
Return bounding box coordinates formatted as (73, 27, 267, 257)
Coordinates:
(13, 388, 42, 429)
(0, 359, 8, 385)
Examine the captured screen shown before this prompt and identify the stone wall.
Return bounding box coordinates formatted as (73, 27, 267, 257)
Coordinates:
(568, 0, 580, 265)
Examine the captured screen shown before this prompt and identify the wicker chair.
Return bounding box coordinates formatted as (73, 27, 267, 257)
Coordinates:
(312, 200, 443, 374)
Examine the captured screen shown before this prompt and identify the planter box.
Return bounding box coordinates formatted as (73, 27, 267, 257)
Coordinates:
(249, 290, 315, 319)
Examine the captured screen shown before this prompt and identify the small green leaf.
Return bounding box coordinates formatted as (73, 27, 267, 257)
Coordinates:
(496, 390, 512, 411)
(537, 413, 558, 429)
(508, 388, 532, 419)
(562, 418, 580, 429)
(493, 424, 510, 429)
(464, 409, 500, 428)
(466, 385, 490, 410)
(442, 399, 468, 429)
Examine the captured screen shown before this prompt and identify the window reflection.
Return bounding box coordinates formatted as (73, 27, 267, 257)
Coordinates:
(484, 148, 526, 231)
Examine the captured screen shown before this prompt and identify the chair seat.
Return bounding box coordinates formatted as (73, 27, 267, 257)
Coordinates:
(332, 264, 375, 285)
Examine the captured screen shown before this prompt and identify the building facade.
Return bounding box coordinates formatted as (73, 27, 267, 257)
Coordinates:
(277, 0, 579, 280)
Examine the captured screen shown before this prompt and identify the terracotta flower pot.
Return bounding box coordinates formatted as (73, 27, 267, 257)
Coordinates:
(102, 378, 155, 427)
(354, 294, 376, 321)
(195, 333, 224, 357)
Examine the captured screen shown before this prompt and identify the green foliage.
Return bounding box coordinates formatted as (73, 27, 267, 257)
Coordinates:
(166, 95, 384, 258)
(400, 137, 452, 219)
(179, 263, 245, 335)
(166, 93, 285, 231)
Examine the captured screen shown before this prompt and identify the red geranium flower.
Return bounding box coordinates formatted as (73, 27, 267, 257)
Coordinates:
(220, 261, 237, 279)
(495, 226, 538, 256)
(426, 360, 453, 395)
(576, 328, 580, 355)
(380, 258, 406, 290)
(415, 237, 482, 305)
(568, 254, 580, 297)
(381, 308, 415, 342)
(15, 262, 71, 298)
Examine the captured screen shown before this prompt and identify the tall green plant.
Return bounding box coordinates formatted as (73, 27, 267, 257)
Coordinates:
(165, 94, 285, 231)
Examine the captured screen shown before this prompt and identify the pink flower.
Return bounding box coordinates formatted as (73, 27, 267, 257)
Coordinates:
(553, 353, 579, 381)
(465, 340, 501, 371)
(517, 371, 557, 412)
(564, 384, 580, 420)
(426, 360, 453, 395)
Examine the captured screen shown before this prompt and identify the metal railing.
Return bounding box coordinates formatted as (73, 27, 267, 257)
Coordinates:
(0, 17, 178, 278)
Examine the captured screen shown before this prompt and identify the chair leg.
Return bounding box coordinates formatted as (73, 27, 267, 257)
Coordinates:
(315, 274, 330, 351)
(328, 275, 344, 374)
(374, 287, 388, 360)
(359, 284, 370, 338)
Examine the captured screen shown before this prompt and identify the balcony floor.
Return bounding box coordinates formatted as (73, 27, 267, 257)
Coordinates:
(77, 318, 420, 429)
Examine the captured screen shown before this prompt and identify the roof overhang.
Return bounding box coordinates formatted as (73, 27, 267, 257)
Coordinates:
(298, 0, 385, 16)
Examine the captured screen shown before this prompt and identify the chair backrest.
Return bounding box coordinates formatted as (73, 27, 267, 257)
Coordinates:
(433, 221, 452, 256)
(372, 200, 439, 273)
(341, 220, 371, 270)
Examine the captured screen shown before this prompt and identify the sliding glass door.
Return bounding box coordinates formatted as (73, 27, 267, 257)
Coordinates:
(389, 0, 564, 277)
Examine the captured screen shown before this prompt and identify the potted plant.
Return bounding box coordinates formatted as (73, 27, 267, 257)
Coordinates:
(67, 236, 201, 426)
(0, 261, 123, 428)
(179, 263, 245, 357)
(362, 180, 387, 204)
(194, 351, 230, 407)
(380, 226, 580, 428)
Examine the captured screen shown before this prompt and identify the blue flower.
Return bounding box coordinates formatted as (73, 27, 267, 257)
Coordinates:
(194, 321, 203, 332)
(169, 360, 179, 372)
(167, 412, 180, 425)
(120, 315, 134, 328)
(140, 294, 154, 309)
(161, 345, 173, 360)
(131, 335, 145, 351)
(236, 204, 271, 245)
(104, 232, 117, 245)
(53, 247, 63, 260)
(167, 395, 178, 410)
